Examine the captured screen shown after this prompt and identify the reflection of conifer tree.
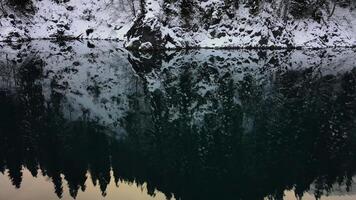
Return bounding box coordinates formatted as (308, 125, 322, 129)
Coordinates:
(5, 127, 24, 189)
(38, 130, 64, 199)
(87, 125, 111, 196)
(39, 82, 66, 198)
(0, 91, 15, 174)
(52, 173, 64, 198)
(0, 54, 356, 200)
(0, 148, 4, 174)
(7, 162, 23, 188)
(1, 58, 45, 189)
(61, 123, 90, 198)
(17, 58, 45, 179)
(218, 74, 244, 178)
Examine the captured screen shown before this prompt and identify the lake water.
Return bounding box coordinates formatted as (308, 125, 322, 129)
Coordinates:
(0, 41, 356, 200)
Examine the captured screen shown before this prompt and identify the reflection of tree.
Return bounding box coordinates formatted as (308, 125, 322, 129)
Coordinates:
(239, 68, 356, 199)
(122, 59, 356, 200)
(0, 56, 356, 200)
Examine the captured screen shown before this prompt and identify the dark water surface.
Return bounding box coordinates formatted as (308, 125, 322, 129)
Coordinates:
(1, 41, 356, 200)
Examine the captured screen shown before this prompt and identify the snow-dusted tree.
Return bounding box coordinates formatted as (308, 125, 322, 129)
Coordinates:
(7, 0, 32, 10)
(247, 0, 260, 15)
(180, 0, 193, 26)
(224, 0, 240, 9)
(4, 0, 34, 14)
(139, 0, 145, 14)
(128, 0, 137, 17)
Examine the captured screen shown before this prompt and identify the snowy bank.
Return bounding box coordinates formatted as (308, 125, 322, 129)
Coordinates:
(125, 0, 356, 49)
(1, 0, 356, 49)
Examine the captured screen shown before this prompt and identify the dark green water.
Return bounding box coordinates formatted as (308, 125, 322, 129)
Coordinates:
(0, 41, 356, 200)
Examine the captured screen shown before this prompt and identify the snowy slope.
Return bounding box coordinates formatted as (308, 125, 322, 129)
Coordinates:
(1, 0, 356, 49)
(0, 0, 138, 41)
(125, 0, 356, 49)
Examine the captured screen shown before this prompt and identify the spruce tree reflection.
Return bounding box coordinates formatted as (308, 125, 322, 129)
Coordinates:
(0, 55, 356, 200)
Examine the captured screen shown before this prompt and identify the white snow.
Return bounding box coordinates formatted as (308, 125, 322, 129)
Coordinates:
(0, 0, 139, 41)
(0, 0, 356, 48)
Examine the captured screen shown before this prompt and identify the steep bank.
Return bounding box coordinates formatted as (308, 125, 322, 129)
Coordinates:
(125, 0, 356, 49)
(0, 0, 136, 41)
(1, 0, 356, 49)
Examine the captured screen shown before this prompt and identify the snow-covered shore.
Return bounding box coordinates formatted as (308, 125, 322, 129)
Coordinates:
(1, 0, 356, 49)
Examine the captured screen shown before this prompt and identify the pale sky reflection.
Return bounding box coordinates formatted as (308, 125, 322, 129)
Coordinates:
(1, 168, 355, 200)
(283, 190, 356, 200)
(0, 168, 170, 200)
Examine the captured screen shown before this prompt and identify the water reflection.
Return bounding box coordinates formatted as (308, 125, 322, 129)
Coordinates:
(0, 41, 356, 200)
(0, 169, 168, 200)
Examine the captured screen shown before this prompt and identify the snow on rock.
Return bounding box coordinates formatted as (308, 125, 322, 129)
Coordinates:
(0, 0, 138, 41)
(139, 41, 153, 50)
(1, 0, 356, 49)
(124, 0, 177, 50)
(124, 1, 356, 49)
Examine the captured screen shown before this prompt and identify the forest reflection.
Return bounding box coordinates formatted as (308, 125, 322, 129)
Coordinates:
(0, 169, 169, 200)
(0, 44, 356, 200)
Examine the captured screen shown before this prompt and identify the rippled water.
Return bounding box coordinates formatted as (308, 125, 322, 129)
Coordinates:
(0, 41, 356, 200)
